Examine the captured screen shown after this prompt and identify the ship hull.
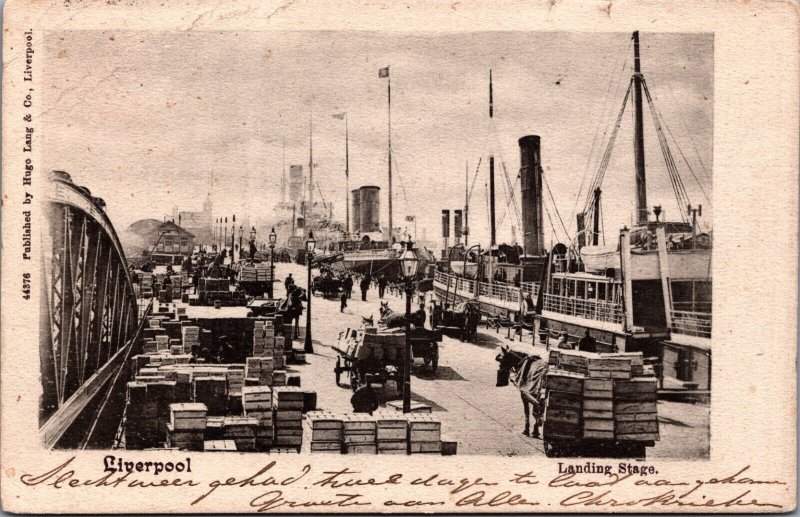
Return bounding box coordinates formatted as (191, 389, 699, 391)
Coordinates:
(337, 256, 400, 278)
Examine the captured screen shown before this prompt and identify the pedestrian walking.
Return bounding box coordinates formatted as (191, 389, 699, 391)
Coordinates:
(360, 274, 371, 301)
(340, 291, 348, 312)
(378, 275, 387, 299)
(284, 273, 294, 295)
(344, 274, 354, 299)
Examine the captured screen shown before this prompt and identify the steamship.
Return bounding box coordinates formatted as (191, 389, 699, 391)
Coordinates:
(327, 67, 427, 280)
(536, 32, 712, 394)
(328, 185, 403, 277)
(433, 71, 547, 319)
(267, 131, 346, 262)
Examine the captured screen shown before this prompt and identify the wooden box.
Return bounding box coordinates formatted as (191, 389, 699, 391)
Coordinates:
(169, 402, 208, 430)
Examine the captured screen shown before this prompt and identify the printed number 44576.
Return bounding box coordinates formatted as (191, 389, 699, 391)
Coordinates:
(22, 272, 31, 300)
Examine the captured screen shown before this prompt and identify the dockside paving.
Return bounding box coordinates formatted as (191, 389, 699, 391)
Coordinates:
(126, 262, 708, 457)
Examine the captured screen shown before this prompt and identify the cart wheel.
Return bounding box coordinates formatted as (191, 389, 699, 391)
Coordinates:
(544, 441, 560, 458)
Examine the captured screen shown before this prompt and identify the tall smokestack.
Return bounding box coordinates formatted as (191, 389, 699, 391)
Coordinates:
(359, 186, 381, 234)
(519, 135, 545, 256)
(351, 189, 362, 234)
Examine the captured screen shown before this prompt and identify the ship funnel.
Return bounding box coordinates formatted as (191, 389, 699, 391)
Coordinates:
(359, 186, 381, 234)
(519, 135, 545, 256)
(351, 188, 362, 234)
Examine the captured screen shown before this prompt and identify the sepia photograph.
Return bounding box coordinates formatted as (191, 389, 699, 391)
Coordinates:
(38, 28, 714, 459)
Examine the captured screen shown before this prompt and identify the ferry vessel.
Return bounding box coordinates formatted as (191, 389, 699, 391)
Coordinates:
(536, 31, 712, 393)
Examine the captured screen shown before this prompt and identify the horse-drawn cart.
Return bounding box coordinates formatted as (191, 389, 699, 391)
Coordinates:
(235, 262, 274, 296)
(312, 275, 345, 299)
(333, 327, 443, 391)
(496, 346, 657, 459)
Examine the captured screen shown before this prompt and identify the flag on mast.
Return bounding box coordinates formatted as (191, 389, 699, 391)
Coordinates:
(378, 66, 389, 78)
(332, 112, 346, 120)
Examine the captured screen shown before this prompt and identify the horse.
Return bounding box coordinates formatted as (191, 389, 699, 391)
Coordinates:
(278, 287, 307, 338)
(444, 300, 482, 342)
(361, 315, 374, 327)
(495, 344, 548, 438)
(379, 301, 425, 329)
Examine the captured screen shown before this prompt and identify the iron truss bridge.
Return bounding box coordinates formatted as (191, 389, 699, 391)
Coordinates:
(40, 170, 150, 449)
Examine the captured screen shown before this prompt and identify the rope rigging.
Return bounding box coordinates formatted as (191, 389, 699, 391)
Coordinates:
(569, 37, 633, 235)
(642, 79, 691, 222)
(657, 101, 711, 203)
(580, 79, 634, 217)
(488, 118, 524, 237)
(543, 173, 570, 242)
(664, 81, 712, 184)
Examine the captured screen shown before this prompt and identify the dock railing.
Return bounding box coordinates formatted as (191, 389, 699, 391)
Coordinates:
(433, 270, 537, 305)
(671, 309, 712, 338)
(541, 293, 623, 324)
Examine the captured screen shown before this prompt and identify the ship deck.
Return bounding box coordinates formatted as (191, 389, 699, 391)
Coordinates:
(432, 270, 537, 315)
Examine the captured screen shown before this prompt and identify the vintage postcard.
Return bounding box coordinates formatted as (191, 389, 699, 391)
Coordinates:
(1, 0, 797, 513)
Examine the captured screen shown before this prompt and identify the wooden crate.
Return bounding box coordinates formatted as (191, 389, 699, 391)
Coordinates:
(546, 370, 585, 394)
(169, 403, 208, 430)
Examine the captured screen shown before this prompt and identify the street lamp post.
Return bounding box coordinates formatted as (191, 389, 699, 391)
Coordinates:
(399, 241, 420, 413)
(231, 215, 236, 260)
(239, 226, 244, 260)
(268, 227, 277, 298)
(304, 231, 316, 354)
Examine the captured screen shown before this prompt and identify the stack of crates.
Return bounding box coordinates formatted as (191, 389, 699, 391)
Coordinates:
(166, 403, 207, 451)
(375, 410, 408, 455)
(304, 411, 344, 453)
(545, 350, 660, 444)
(124, 381, 160, 448)
(242, 386, 274, 450)
(273, 387, 304, 448)
(407, 414, 442, 454)
(221, 417, 259, 451)
(342, 414, 377, 454)
(245, 357, 274, 386)
(140, 273, 154, 298)
(193, 376, 227, 415)
(253, 320, 268, 356)
(181, 326, 200, 354)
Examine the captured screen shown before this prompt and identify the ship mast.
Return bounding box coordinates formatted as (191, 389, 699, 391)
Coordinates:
(308, 113, 314, 209)
(345, 114, 350, 238)
(387, 69, 393, 244)
(281, 136, 286, 203)
(488, 70, 496, 286)
(633, 31, 648, 225)
(489, 70, 496, 248)
(464, 160, 469, 247)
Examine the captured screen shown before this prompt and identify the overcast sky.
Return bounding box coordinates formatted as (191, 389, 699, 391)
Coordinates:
(43, 30, 712, 246)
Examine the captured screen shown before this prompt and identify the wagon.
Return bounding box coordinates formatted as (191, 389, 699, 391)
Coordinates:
(332, 327, 443, 391)
(541, 366, 655, 459)
(311, 275, 345, 299)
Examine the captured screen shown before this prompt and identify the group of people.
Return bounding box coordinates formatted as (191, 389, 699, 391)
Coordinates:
(185, 336, 238, 365)
(553, 329, 599, 352)
(287, 268, 418, 314)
